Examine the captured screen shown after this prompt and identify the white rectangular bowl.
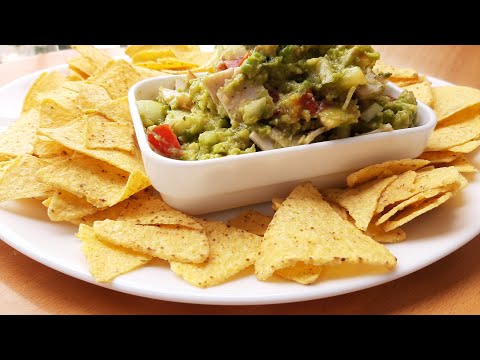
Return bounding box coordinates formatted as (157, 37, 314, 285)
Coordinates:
(129, 75, 437, 214)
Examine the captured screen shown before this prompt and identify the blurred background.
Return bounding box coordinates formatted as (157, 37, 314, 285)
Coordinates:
(0, 45, 124, 64)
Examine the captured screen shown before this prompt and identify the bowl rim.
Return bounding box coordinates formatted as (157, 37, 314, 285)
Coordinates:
(128, 74, 437, 168)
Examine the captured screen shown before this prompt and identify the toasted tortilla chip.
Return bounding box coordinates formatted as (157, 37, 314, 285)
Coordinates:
(448, 139, 480, 153)
(47, 190, 99, 222)
(87, 59, 143, 99)
(22, 71, 66, 112)
(418, 151, 461, 164)
(432, 86, 480, 123)
(272, 197, 285, 211)
(375, 170, 417, 214)
(373, 61, 419, 83)
(38, 88, 82, 128)
(76, 83, 112, 111)
(0, 109, 40, 158)
(365, 222, 406, 243)
(170, 220, 261, 288)
(68, 56, 99, 78)
(255, 183, 397, 281)
(276, 264, 323, 285)
(449, 155, 477, 173)
(66, 70, 86, 81)
(38, 117, 145, 174)
(32, 135, 73, 158)
(93, 220, 209, 263)
(376, 186, 451, 225)
(377, 167, 466, 217)
(383, 192, 454, 232)
(78, 224, 151, 283)
(131, 49, 176, 63)
(322, 176, 397, 231)
(0, 154, 54, 202)
(126, 45, 200, 58)
(426, 107, 480, 151)
(116, 197, 203, 230)
(134, 66, 168, 79)
(346, 159, 430, 187)
(95, 97, 131, 124)
(71, 45, 112, 69)
(35, 153, 149, 208)
(85, 115, 134, 152)
(403, 78, 434, 107)
(227, 210, 272, 236)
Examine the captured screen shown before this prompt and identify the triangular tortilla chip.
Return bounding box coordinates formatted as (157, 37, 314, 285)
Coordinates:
(35, 153, 149, 208)
(0, 154, 54, 202)
(93, 220, 209, 264)
(0, 109, 40, 158)
(78, 224, 151, 283)
(346, 159, 429, 187)
(170, 220, 261, 288)
(432, 86, 480, 123)
(255, 182, 397, 281)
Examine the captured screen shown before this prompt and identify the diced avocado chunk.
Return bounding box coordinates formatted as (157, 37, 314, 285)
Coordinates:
(137, 100, 168, 127)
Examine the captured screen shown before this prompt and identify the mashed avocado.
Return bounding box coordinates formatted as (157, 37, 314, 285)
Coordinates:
(138, 45, 418, 160)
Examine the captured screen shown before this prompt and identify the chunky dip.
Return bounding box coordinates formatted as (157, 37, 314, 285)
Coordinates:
(137, 45, 418, 160)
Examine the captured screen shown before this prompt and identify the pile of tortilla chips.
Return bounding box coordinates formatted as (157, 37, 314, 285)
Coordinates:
(374, 61, 480, 173)
(125, 45, 219, 74)
(0, 49, 477, 288)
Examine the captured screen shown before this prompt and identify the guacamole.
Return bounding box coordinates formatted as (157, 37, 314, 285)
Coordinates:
(138, 45, 418, 160)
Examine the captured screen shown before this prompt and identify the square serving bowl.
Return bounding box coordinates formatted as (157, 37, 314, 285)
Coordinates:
(128, 75, 437, 215)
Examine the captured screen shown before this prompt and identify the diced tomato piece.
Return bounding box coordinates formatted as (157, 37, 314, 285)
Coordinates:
(299, 92, 318, 114)
(148, 124, 182, 159)
(215, 62, 228, 72)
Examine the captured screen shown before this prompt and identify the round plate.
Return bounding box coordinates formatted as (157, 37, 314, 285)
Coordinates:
(1, 65, 478, 305)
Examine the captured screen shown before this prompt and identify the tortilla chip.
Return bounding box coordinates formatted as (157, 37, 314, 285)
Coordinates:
(373, 61, 419, 83)
(417, 151, 461, 164)
(376, 186, 452, 225)
(126, 45, 200, 58)
(403, 78, 434, 107)
(0, 109, 40, 158)
(87, 60, 143, 99)
(47, 190, 99, 222)
(365, 222, 406, 243)
(272, 197, 285, 211)
(22, 71, 66, 112)
(66, 70, 86, 81)
(93, 220, 209, 263)
(426, 107, 480, 151)
(322, 176, 397, 231)
(76, 83, 112, 111)
(255, 182, 397, 281)
(32, 135, 73, 158)
(227, 210, 272, 236)
(131, 49, 176, 63)
(85, 115, 134, 152)
(38, 117, 145, 174)
(377, 167, 466, 217)
(95, 97, 131, 124)
(71, 45, 112, 69)
(276, 264, 323, 285)
(68, 56, 99, 78)
(116, 197, 203, 230)
(383, 192, 454, 232)
(137, 58, 199, 70)
(170, 220, 262, 288)
(35, 153, 149, 208)
(134, 66, 167, 79)
(448, 139, 480, 153)
(449, 155, 477, 173)
(0, 154, 54, 202)
(432, 86, 480, 123)
(375, 170, 417, 214)
(346, 159, 429, 188)
(78, 224, 151, 283)
(38, 88, 81, 128)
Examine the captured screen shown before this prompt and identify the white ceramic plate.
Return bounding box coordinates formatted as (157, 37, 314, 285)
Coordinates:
(1, 65, 479, 305)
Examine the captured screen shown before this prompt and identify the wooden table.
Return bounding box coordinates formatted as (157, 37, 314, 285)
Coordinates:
(1, 46, 479, 314)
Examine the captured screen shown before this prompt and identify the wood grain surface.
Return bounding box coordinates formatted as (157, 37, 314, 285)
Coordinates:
(1, 45, 479, 314)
